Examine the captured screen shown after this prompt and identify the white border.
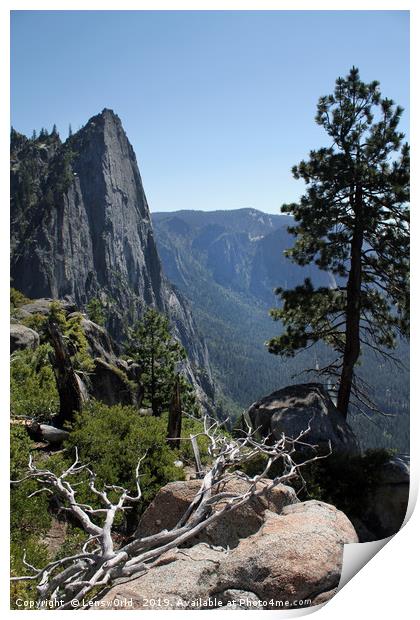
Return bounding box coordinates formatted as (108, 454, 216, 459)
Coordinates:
(1, 2, 417, 619)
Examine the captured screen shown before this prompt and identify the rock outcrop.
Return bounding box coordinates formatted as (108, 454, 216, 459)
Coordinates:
(10, 111, 214, 407)
(10, 323, 40, 353)
(135, 478, 299, 548)
(102, 481, 357, 610)
(246, 383, 360, 457)
(363, 454, 410, 539)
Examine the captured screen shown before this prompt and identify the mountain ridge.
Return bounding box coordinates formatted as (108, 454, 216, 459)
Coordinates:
(10, 109, 214, 405)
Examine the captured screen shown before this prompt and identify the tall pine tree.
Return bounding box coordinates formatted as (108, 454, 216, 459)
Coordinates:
(268, 67, 409, 419)
(126, 308, 188, 416)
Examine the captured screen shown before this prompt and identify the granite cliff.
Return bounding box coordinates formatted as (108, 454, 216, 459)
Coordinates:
(10, 110, 213, 403)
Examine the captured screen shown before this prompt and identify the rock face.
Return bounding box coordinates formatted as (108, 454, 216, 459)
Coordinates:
(77, 317, 118, 364)
(103, 482, 357, 610)
(363, 454, 410, 538)
(246, 383, 360, 457)
(13, 298, 77, 320)
(10, 323, 40, 353)
(10, 111, 214, 406)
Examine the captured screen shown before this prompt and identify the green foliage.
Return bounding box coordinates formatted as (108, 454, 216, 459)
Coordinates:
(10, 426, 53, 544)
(11, 538, 50, 608)
(48, 302, 94, 374)
(240, 446, 394, 524)
(10, 345, 59, 420)
(10, 287, 30, 310)
(268, 67, 409, 416)
(86, 297, 106, 327)
(66, 401, 184, 508)
(126, 308, 192, 416)
(21, 311, 48, 333)
(177, 414, 212, 466)
(10, 426, 52, 608)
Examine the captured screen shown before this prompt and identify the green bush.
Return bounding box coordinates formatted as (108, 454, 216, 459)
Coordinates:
(10, 345, 59, 420)
(10, 537, 50, 608)
(66, 401, 184, 510)
(21, 312, 48, 334)
(10, 426, 52, 608)
(10, 287, 30, 310)
(240, 447, 395, 522)
(48, 302, 94, 374)
(86, 297, 106, 327)
(178, 415, 213, 466)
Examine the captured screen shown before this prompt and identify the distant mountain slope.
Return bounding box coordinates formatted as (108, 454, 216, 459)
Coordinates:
(153, 209, 332, 411)
(153, 209, 409, 452)
(153, 208, 331, 304)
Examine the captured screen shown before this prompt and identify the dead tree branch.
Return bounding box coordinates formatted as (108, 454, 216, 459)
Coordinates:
(11, 413, 326, 609)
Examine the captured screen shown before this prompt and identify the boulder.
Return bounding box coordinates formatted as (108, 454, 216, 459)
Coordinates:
(363, 454, 410, 538)
(103, 498, 357, 609)
(78, 317, 118, 363)
(27, 423, 69, 445)
(89, 358, 137, 407)
(135, 478, 298, 548)
(246, 383, 359, 457)
(215, 501, 358, 605)
(101, 544, 225, 610)
(14, 298, 77, 320)
(10, 323, 40, 353)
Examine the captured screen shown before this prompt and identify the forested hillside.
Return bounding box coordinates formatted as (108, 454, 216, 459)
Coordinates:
(153, 209, 409, 452)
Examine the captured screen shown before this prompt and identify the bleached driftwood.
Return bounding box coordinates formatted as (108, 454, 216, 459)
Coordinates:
(11, 413, 328, 609)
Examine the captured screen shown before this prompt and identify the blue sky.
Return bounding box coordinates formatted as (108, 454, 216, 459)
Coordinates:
(11, 10, 409, 214)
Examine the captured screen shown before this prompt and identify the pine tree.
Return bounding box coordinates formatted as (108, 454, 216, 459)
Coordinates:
(126, 308, 188, 416)
(68, 124, 73, 138)
(51, 123, 58, 136)
(268, 67, 409, 419)
(31, 129, 37, 141)
(86, 297, 106, 327)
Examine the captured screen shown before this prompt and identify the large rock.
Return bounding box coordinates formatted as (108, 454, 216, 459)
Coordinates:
(89, 358, 138, 407)
(13, 298, 77, 320)
(135, 478, 298, 548)
(216, 501, 358, 605)
(246, 383, 360, 457)
(27, 423, 69, 445)
(363, 454, 410, 538)
(103, 498, 357, 609)
(10, 323, 40, 353)
(101, 544, 225, 610)
(78, 317, 118, 364)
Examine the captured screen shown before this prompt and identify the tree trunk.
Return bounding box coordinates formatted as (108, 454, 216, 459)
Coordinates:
(47, 320, 85, 428)
(337, 186, 364, 418)
(167, 377, 182, 449)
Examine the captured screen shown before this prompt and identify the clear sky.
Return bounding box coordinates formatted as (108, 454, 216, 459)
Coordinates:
(11, 10, 409, 214)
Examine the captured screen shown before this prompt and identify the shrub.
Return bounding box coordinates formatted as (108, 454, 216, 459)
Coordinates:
(241, 447, 395, 519)
(300, 448, 395, 516)
(48, 302, 94, 374)
(66, 401, 184, 510)
(21, 312, 48, 334)
(10, 537, 49, 608)
(10, 426, 52, 608)
(10, 287, 30, 310)
(10, 345, 59, 420)
(86, 297, 106, 327)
